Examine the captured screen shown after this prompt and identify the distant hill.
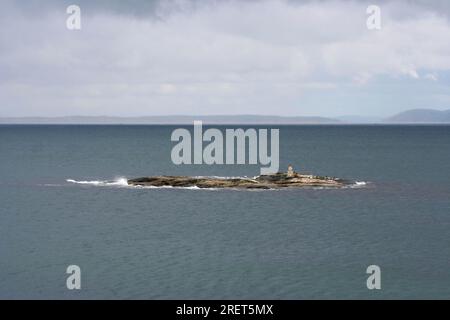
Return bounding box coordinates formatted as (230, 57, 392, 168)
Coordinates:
(336, 115, 382, 123)
(0, 115, 341, 125)
(385, 109, 450, 123)
(2, 110, 450, 124)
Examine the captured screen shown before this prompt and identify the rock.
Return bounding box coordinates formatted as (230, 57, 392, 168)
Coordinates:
(127, 172, 349, 189)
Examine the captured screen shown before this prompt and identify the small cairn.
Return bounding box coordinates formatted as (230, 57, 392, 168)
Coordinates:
(287, 164, 294, 177)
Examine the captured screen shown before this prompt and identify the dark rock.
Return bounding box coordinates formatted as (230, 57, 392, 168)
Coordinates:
(127, 172, 349, 189)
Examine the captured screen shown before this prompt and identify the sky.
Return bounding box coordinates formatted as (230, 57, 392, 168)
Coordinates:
(1, 0, 450, 118)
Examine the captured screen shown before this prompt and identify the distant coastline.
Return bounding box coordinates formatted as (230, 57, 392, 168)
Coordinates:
(1, 109, 450, 124)
(0, 115, 340, 125)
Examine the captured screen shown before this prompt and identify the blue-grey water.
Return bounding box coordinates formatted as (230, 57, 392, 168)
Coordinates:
(0, 125, 449, 299)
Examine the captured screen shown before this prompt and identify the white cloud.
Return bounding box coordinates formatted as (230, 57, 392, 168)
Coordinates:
(425, 73, 438, 81)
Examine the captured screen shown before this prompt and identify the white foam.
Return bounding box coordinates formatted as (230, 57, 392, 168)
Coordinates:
(109, 178, 129, 186)
(65, 178, 217, 190)
(135, 185, 217, 191)
(193, 175, 256, 181)
(66, 177, 128, 187)
(343, 181, 369, 189)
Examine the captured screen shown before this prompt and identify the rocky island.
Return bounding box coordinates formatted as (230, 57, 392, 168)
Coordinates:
(127, 166, 351, 189)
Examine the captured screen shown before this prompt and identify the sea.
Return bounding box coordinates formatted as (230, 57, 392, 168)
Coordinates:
(0, 124, 449, 299)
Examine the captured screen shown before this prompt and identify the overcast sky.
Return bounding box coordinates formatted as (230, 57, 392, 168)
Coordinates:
(1, 0, 450, 117)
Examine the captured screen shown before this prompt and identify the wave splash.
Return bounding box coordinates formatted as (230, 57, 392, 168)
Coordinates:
(345, 181, 369, 189)
(66, 178, 128, 187)
(65, 178, 211, 190)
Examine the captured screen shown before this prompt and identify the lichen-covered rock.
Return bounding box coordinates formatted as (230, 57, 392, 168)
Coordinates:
(127, 172, 348, 189)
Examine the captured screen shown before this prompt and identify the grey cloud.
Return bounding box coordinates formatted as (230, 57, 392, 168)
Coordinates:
(1, 0, 450, 117)
(6, 0, 450, 17)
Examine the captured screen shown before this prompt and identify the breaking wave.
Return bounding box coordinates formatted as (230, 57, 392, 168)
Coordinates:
(66, 178, 128, 187)
(65, 178, 213, 190)
(344, 181, 369, 189)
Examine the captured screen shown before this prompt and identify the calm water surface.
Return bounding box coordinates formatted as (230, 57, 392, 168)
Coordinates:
(0, 125, 449, 299)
